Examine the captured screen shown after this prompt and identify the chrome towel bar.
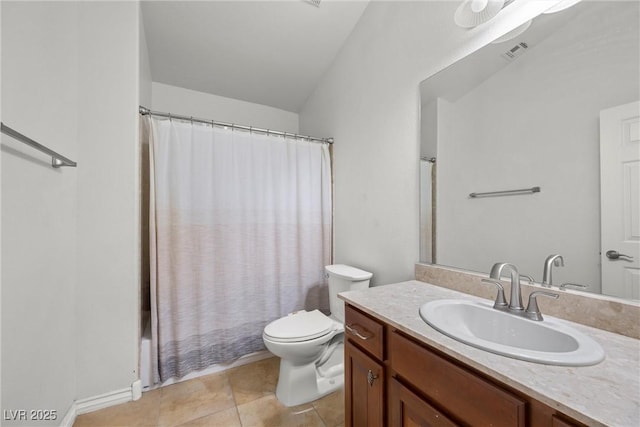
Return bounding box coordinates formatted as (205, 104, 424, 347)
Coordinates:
(1, 122, 77, 168)
(469, 186, 540, 198)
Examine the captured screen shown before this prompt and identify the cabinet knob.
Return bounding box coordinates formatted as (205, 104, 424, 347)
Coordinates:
(367, 369, 378, 386)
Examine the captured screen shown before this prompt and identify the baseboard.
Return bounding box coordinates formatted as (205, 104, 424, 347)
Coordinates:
(75, 386, 133, 415)
(57, 350, 272, 426)
(131, 379, 143, 401)
(58, 382, 138, 427)
(58, 403, 77, 427)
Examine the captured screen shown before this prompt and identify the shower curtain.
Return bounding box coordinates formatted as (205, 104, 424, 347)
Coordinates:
(419, 159, 435, 264)
(146, 116, 332, 382)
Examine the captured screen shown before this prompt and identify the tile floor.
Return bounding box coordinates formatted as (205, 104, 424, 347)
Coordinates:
(73, 357, 344, 427)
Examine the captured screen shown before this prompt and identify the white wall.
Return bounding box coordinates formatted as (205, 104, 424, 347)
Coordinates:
(152, 82, 299, 133)
(299, 0, 555, 286)
(436, 2, 639, 292)
(139, 5, 153, 110)
(75, 1, 140, 400)
(2, 1, 141, 420)
(420, 100, 437, 160)
(0, 0, 3, 416)
(1, 2, 79, 424)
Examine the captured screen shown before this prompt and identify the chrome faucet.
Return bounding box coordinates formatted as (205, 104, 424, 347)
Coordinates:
(542, 254, 564, 287)
(489, 262, 524, 311)
(483, 262, 560, 321)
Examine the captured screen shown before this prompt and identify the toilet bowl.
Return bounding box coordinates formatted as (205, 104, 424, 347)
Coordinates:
(263, 264, 372, 407)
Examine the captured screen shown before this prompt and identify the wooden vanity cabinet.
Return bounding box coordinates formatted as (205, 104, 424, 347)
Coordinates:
(344, 304, 587, 427)
(344, 303, 386, 427)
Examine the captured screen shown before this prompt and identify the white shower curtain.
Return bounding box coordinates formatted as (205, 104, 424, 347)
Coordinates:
(146, 116, 332, 382)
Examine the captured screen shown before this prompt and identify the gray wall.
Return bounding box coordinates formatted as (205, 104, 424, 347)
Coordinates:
(1, 1, 141, 422)
(151, 82, 299, 133)
(2, 2, 80, 423)
(75, 1, 140, 400)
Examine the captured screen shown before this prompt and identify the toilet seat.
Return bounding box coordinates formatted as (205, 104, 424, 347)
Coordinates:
(264, 310, 336, 343)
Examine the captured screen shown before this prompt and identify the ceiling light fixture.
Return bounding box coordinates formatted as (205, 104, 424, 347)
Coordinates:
(454, 0, 505, 28)
(490, 19, 532, 44)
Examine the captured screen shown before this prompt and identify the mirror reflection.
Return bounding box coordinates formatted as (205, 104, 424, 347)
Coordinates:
(419, 1, 639, 300)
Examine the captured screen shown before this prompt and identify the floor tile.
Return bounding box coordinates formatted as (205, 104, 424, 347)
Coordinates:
(228, 357, 279, 405)
(174, 407, 241, 427)
(312, 389, 344, 427)
(72, 358, 344, 427)
(73, 389, 161, 427)
(157, 373, 235, 427)
(237, 394, 326, 427)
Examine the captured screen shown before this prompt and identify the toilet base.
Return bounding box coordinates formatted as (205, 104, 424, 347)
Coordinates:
(275, 342, 344, 407)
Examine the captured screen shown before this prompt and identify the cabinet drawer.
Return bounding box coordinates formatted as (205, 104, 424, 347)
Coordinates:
(390, 331, 526, 427)
(344, 305, 384, 360)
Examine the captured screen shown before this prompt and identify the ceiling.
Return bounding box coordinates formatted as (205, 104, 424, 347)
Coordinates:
(142, 0, 370, 113)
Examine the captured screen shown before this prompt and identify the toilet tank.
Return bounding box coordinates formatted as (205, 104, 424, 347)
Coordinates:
(325, 264, 373, 322)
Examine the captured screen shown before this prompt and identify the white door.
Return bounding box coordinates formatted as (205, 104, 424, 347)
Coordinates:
(600, 101, 640, 300)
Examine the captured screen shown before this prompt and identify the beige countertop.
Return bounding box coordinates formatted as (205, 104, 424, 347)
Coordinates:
(339, 280, 640, 427)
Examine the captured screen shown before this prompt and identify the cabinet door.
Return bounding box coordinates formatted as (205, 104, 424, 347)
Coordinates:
(345, 340, 384, 427)
(390, 378, 459, 427)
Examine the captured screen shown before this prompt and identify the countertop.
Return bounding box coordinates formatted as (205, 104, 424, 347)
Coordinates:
(339, 280, 640, 427)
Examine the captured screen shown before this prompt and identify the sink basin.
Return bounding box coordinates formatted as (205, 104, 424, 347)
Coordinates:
(419, 299, 605, 366)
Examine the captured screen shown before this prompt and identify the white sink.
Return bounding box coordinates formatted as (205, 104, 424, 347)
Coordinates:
(419, 299, 605, 366)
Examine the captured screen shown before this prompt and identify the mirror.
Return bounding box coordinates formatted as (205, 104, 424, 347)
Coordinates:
(419, 1, 639, 300)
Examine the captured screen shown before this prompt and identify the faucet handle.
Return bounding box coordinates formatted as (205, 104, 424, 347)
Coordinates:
(525, 291, 559, 321)
(520, 274, 535, 284)
(559, 282, 588, 291)
(481, 279, 508, 309)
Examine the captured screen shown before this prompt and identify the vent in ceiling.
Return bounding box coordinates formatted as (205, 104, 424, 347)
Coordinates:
(501, 42, 529, 61)
(306, 0, 321, 7)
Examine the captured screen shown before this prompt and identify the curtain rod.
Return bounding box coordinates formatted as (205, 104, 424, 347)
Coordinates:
(139, 106, 333, 144)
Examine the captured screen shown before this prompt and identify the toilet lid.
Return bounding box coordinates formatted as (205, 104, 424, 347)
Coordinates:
(264, 310, 335, 342)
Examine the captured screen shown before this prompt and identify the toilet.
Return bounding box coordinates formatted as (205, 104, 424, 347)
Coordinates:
(262, 264, 373, 407)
